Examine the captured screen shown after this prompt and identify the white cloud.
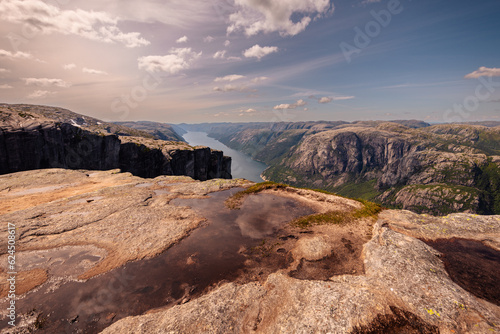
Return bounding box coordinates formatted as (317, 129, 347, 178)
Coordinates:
(319, 96, 355, 103)
(0, 84, 13, 89)
(204, 36, 214, 43)
(213, 84, 240, 92)
(274, 103, 294, 110)
(0, 68, 10, 74)
(214, 74, 246, 82)
(27, 90, 55, 99)
(251, 76, 269, 83)
(333, 96, 355, 101)
(214, 112, 230, 117)
(63, 63, 77, 70)
(23, 78, 71, 88)
(138, 48, 202, 74)
(296, 99, 307, 106)
(213, 84, 255, 93)
(245, 108, 256, 113)
(243, 45, 278, 60)
(273, 99, 307, 110)
(176, 35, 188, 43)
(82, 67, 108, 75)
(213, 50, 227, 59)
(224, 40, 231, 47)
(0, 49, 32, 60)
(465, 67, 500, 79)
(228, 0, 332, 36)
(0, 0, 149, 48)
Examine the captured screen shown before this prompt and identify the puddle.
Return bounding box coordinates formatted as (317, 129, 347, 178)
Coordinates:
(423, 238, 500, 306)
(3, 189, 314, 333)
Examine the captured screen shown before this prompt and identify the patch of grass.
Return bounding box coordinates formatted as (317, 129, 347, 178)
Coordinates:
(292, 201, 382, 229)
(225, 181, 288, 209)
(292, 210, 351, 229)
(354, 200, 383, 218)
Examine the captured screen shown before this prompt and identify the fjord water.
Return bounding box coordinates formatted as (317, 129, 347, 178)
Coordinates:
(183, 131, 267, 183)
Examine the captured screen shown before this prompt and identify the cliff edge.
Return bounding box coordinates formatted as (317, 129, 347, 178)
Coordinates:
(0, 104, 231, 180)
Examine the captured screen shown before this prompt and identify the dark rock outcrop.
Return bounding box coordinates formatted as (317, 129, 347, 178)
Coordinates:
(0, 104, 231, 180)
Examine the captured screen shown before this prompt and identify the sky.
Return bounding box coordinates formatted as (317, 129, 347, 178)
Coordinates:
(0, 0, 500, 124)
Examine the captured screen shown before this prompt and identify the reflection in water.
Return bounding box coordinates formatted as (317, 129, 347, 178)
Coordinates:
(8, 189, 314, 334)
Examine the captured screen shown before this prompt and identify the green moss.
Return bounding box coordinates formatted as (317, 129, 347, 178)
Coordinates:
(354, 199, 383, 218)
(292, 199, 382, 229)
(292, 210, 351, 228)
(225, 181, 288, 209)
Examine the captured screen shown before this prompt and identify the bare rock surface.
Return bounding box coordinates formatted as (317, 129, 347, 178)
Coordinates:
(0, 169, 499, 333)
(102, 213, 500, 334)
(0, 169, 248, 284)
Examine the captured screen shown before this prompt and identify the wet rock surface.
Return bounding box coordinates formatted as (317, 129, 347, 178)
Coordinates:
(103, 210, 500, 334)
(1, 170, 500, 333)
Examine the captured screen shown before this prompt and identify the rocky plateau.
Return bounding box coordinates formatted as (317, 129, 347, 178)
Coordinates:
(0, 169, 499, 333)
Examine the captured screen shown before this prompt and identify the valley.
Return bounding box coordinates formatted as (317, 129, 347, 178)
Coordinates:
(182, 121, 500, 216)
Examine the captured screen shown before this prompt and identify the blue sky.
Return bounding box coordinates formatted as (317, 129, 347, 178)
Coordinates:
(1, 0, 499, 123)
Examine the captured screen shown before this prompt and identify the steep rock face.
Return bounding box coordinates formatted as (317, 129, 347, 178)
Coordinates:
(257, 123, 500, 215)
(282, 127, 422, 189)
(0, 123, 122, 174)
(0, 104, 231, 180)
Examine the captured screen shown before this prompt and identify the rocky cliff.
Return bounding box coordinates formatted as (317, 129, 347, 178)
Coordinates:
(184, 121, 500, 216)
(0, 104, 231, 180)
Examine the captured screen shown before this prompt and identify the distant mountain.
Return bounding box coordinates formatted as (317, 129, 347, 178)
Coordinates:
(114, 121, 185, 142)
(192, 120, 500, 216)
